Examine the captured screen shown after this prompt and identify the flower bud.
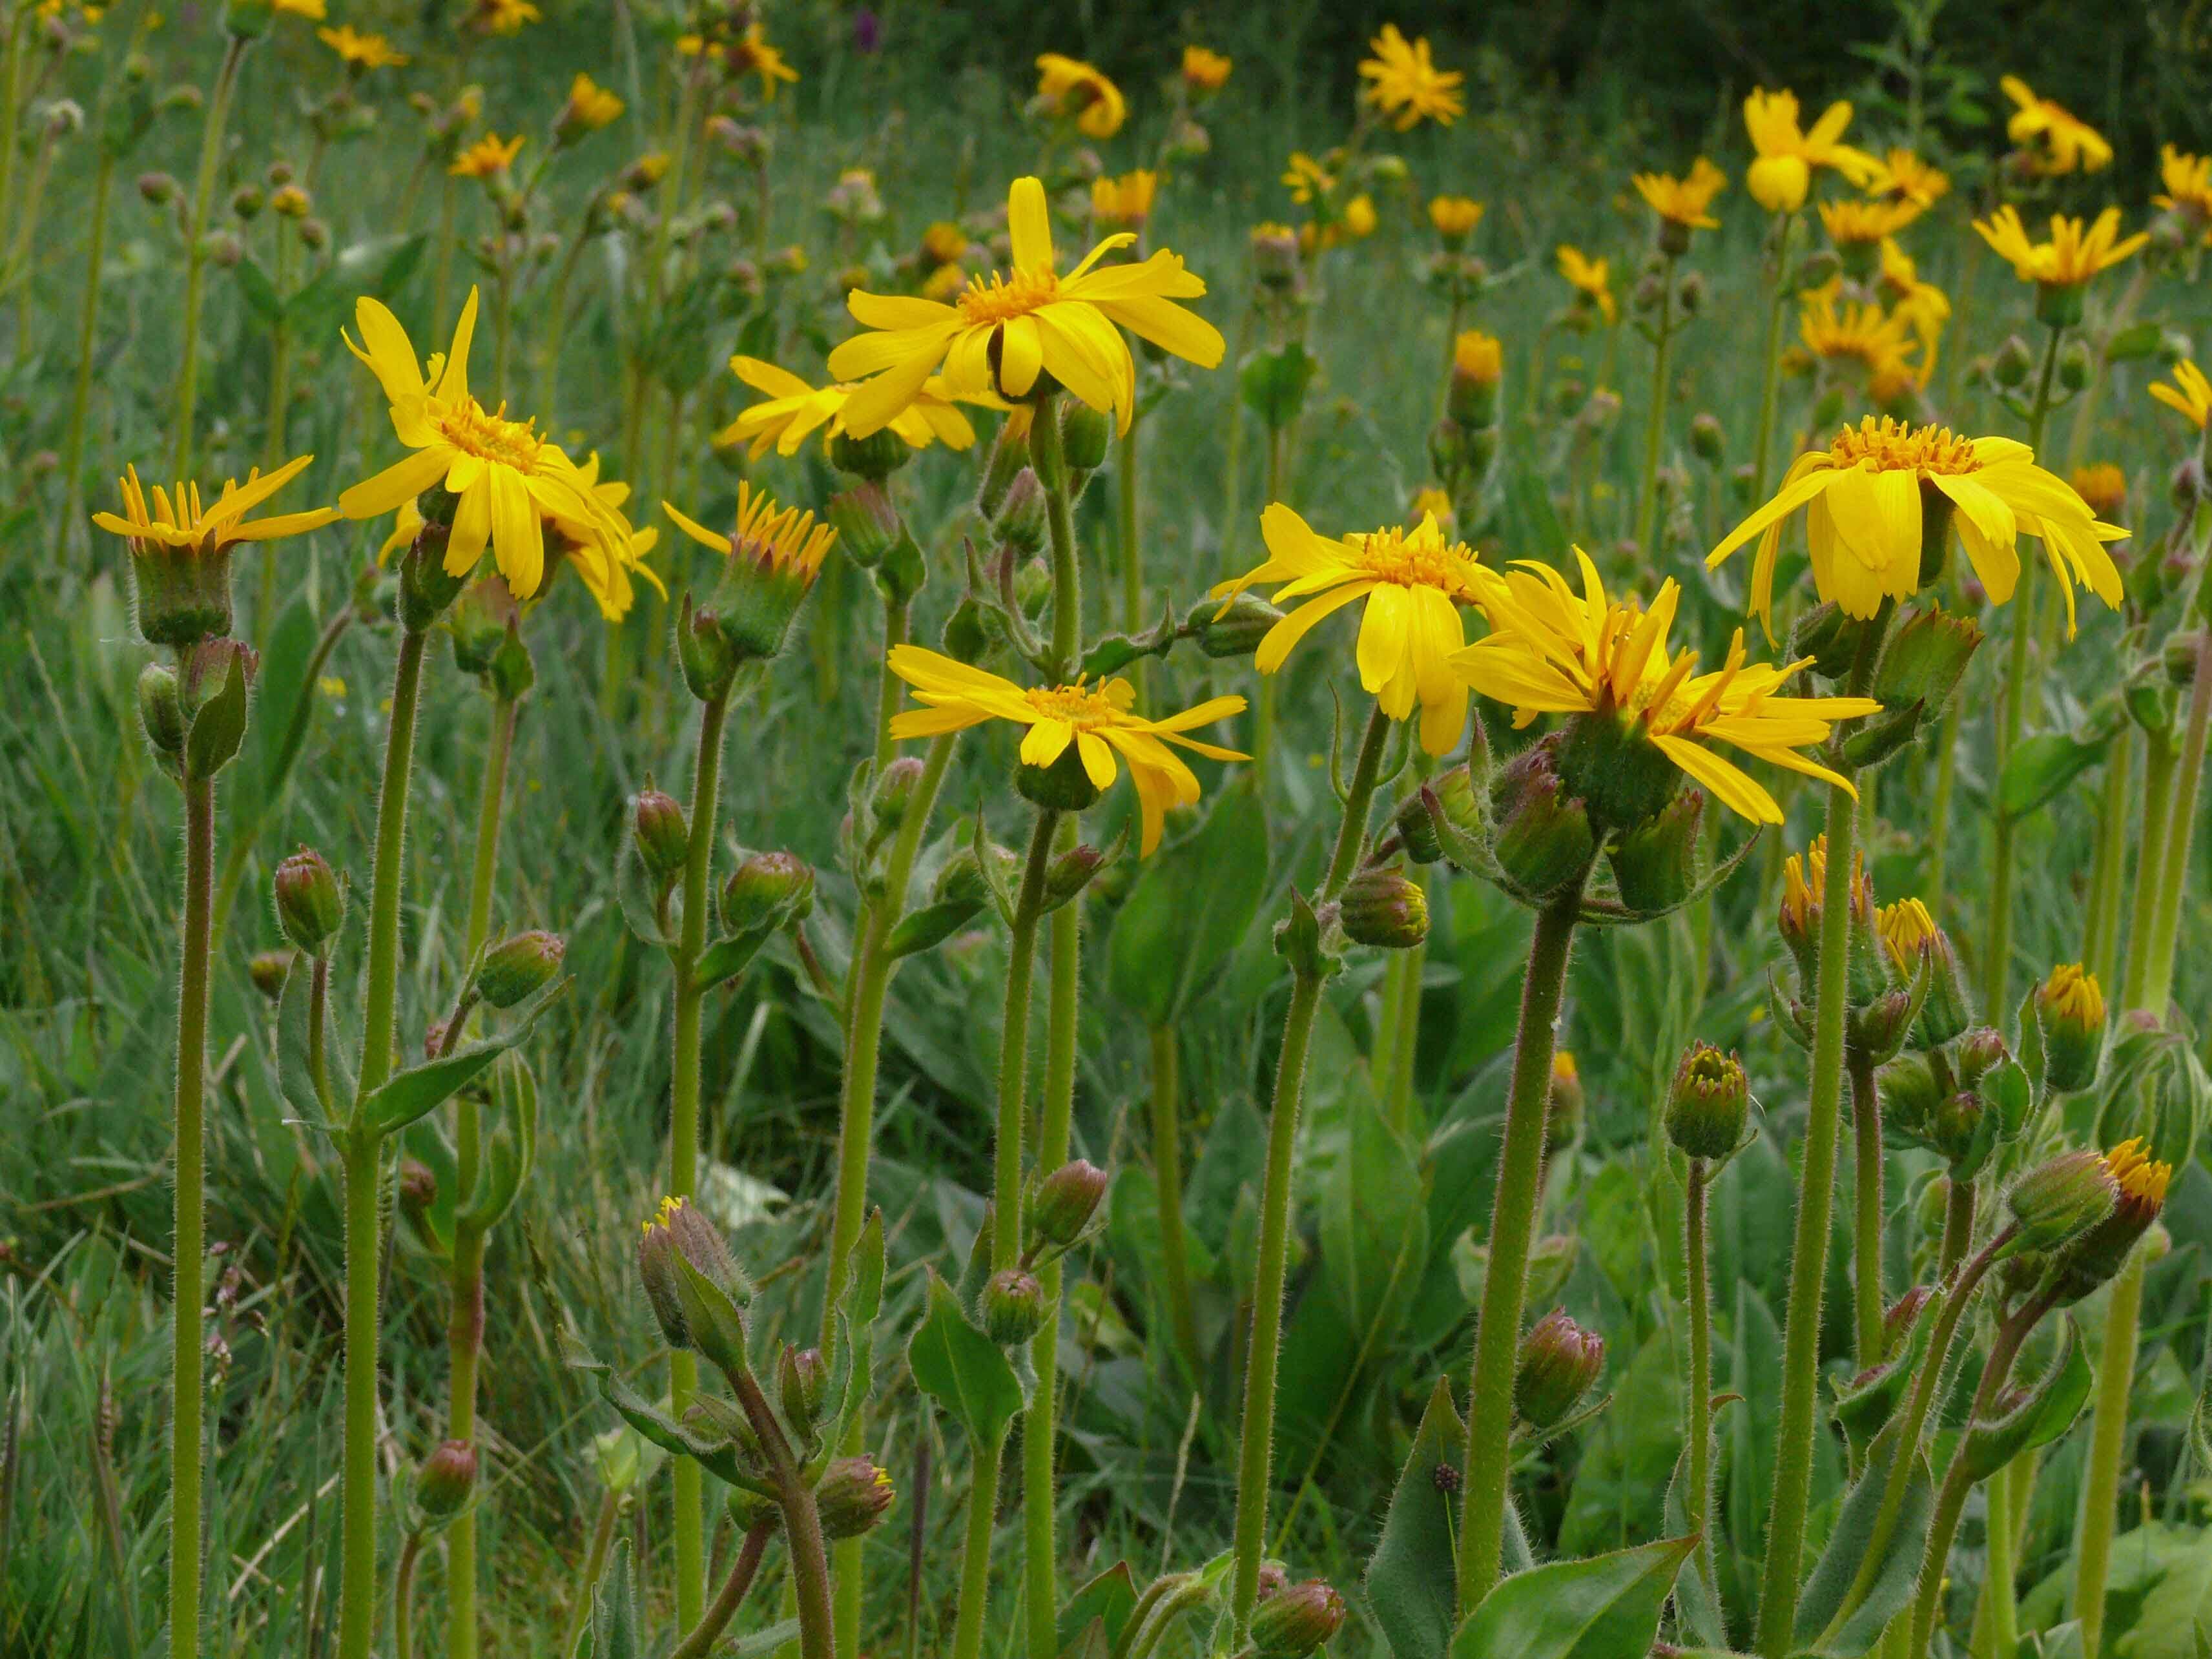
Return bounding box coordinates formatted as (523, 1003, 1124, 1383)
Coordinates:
(1955, 1026, 2011, 1090)
(1876, 898, 1972, 1047)
(138, 169, 180, 205)
(1190, 590, 1285, 660)
(2041, 1139, 2174, 1303)
(1874, 606, 1981, 722)
(1029, 1159, 1107, 1249)
(1338, 865, 1429, 949)
(1877, 1051, 1942, 1146)
(1489, 739, 1597, 905)
(778, 1345, 828, 1434)
(399, 1157, 438, 1222)
(1991, 334, 2034, 389)
(1544, 1051, 1583, 1151)
(1688, 411, 1725, 466)
(417, 1439, 478, 1520)
(721, 851, 815, 933)
(1015, 742, 1105, 813)
(1044, 842, 1108, 910)
(249, 949, 295, 999)
(994, 468, 1048, 554)
(1250, 222, 1300, 289)
(871, 756, 925, 832)
(1607, 787, 1702, 915)
(632, 788, 689, 878)
(975, 417, 1029, 519)
(1394, 787, 1445, 865)
(1514, 1308, 1604, 1430)
(2036, 963, 2105, 1093)
(473, 929, 564, 1007)
(636, 1195, 751, 1355)
(1666, 1042, 1748, 1159)
(202, 229, 242, 269)
(274, 846, 343, 955)
(826, 426, 911, 483)
(1059, 401, 1110, 473)
(139, 660, 186, 756)
(815, 1456, 896, 1540)
(982, 1268, 1046, 1345)
(230, 183, 264, 221)
(1248, 1578, 1347, 1657)
(2005, 1147, 2120, 1254)
(825, 480, 902, 568)
(2057, 336, 2093, 392)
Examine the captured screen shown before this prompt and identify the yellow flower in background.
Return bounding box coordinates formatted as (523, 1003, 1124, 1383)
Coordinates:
(2001, 75, 2111, 174)
(558, 72, 625, 134)
(1358, 23, 1463, 129)
(716, 357, 983, 458)
(1798, 286, 1919, 389)
(1411, 486, 1454, 525)
(1091, 170, 1159, 228)
(1708, 417, 2127, 637)
(1454, 329, 1503, 385)
(1212, 504, 1487, 756)
(887, 644, 1246, 854)
(318, 24, 407, 68)
(2153, 145, 2212, 238)
(1633, 158, 1728, 231)
(1876, 896, 1939, 976)
(729, 25, 798, 97)
(1341, 194, 1378, 238)
(2150, 360, 2212, 430)
(1281, 151, 1333, 205)
(1974, 205, 2146, 289)
(1742, 88, 1876, 214)
(339, 287, 628, 599)
(1181, 45, 1231, 94)
(94, 454, 337, 553)
(1556, 244, 1617, 324)
(1878, 240, 1949, 347)
(2070, 464, 2127, 520)
(450, 132, 524, 179)
(922, 263, 966, 302)
(272, 0, 324, 17)
(663, 480, 835, 586)
(2042, 961, 2106, 1028)
(1866, 147, 1950, 209)
(1035, 53, 1125, 138)
(826, 176, 1223, 437)
(1818, 194, 1923, 247)
(1450, 550, 1879, 823)
(920, 222, 967, 267)
(464, 0, 537, 34)
(1429, 194, 1484, 240)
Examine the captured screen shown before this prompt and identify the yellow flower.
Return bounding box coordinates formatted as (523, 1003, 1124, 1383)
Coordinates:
(338, 287, 629, 599)
(450, 132, 524, 179)
(886, 644, 1246, 854)
(272, 0, 324, 17)
(1817, 195, 1923, 247)
(1742, 88, 1877, 214)
(1866, 147, 1950, 209)
(1429, 194, 1483, 240)
(628, 151, 670, 187)
(2043, 962, 2105, 1028)
(1281, 151, 1333, 205)
(2000, 75, 2111, 175)
(1454, 329, 1503, 385)
(1973, 205, 2147, 289)
(94, 453, 337, 553)
(1210, 504, 1487, 756)
(1877, 238, 1950, 373)
(922, 263, 966, 302)
(1451, 550, 1880, 823)
(2070, 464, 2127, 521)
(920, 222, 967, 267)
(715, 357, 982, 459)
(2151, 360, 2212, 431)
(464, 0, 537, 34)
(1876, 896, 1939, 976)
(825, 176, 1223, 437)
(1341, 194, 1378, 239)
(662, 482, 836, 610)
(1633, 158, 1728, 231)
(1798, 285, 1919, 388)
(318, 23, 406, 68)
(1035, 53, 1124, 139)
(1411, 486, 1454, 525)
(559, 72, 624, 134)
(1556, 244, 1616, 324)
(1781, 834, 1874, 936)
(1708, 417, 2127, 638)
(1358, 23, 1463, 129)
(1091, 170, 1159, 228)
(2153, 145, 2212, 239)
(729, 25, 798, 97)
(1181, 45, 1231, 94)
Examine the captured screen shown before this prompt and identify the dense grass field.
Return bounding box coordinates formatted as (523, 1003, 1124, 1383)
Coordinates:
(3, 3, 2210, 1656)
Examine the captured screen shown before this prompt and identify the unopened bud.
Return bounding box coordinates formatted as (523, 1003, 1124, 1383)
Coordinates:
(2036, 963, 2105, 1093)
(1060, 401, 1110, 473)
(632, 787, 689, 877)
(721, 851, 815, 933)
(1489, 739, 1597, 905)
(636, 1195, 751, 1355)
(473, 929, 564, 1007)
(274, 846, 343, 955)
(1030, 1159, 1107, 1248)
(994, 468, 1047, 553)
(1044, 841, 1108, 909)
(1192, 590, 1284, 659)
(1688, 412, 1724, 465)
(826, 480, 900, 566)
(2006, 1147, 2120, 1253)
(249, 950, 295, 999)
(1338, 865, 1429, 949)
(1514, 1308, 1604, 1429)
(417, 1439, 478, 1520)
(871, 756, 925, 831)
(139, 661, 185, 755)
(1666, 1042, 1748, 1159)
(1607, 786, 1703, 915)
(982, 1268, 1046, 1345)
(2058, 337, 2093, 392)
(778, 1345, 828, 1432)
(399, 1157, 437, 1220)
(815, 1456, 896, 1539)
(1248, 1578, 1346, 1657)
(137, 169, 179, 205)
(1992, 335, 2033, 389)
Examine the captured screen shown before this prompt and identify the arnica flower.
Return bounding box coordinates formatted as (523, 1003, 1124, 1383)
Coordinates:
(1212, 505, 1487, 757)
(1974, 206, 2147, 289)
(317, 23, 406, 68)
(716, 357, 980, 460)
(1556, 245, 1617, 325)
(1742, 88, 1876, 215)
(1091, 170, 1158, 229)
(1410, 486, 1454, 526)
(1281, 151, 1333, 205)
(1708, 417, 2127, 638)
(2044, 1137, 2172, 1300)
(664, 481, 833, 590)
(1818, 195, 1924, 249)
(2152, 145, 2212, 241)
(1451, 551, 1881, 825)
(1876, 896, 1939, 978)
(1779, 833, 1876, 973)
(1633, 158, 1728, 237)
(679, 25, 799, 100)
(1454, 329, 1503, 385)
(338, 287, 629, 599)
(1429, 194, 1483, 242)
(2149, 360, 2211, 431)
(664, 482, 835, 670)
(1340, 194, 1379, 239)
(1358, 23, 1463, 129)
(1866, 148, 1950, 209)
(885, 644, 1246, 854)
(1877, 240, 1950, 371)
(451, 132, 524, 180)
(1181, 45, 1231, 94)
(1798, 287, 1921, 398)
(825, 176, 1224, 438)
(2071, 464, 2127, 521)
(557, 72, 623, 139)
(1034, 53, 1124, 139)
(2000, 75, 2112, 175)
(463, 0, 537, 36)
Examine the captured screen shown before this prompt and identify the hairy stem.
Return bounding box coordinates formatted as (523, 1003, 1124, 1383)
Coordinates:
(2073, 1246, 2147, 1658)
(1851, 1055, 1885, 1368)
(169, 773, 214, 1659)
(1147, 1025, 1199, 1371)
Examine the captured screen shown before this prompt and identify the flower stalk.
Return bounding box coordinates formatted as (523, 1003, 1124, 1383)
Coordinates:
(1632, 252, 1678, 557)
(169, 767, 215, 1659)
(1749, 211, 1797, 500)
(171, 35, 248, 478)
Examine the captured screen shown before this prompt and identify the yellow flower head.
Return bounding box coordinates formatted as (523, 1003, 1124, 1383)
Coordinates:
(1781, 833, 1874, 936)
(1429, 194, 1484, 240)
(463, 0, 537, 35)
(95, 454, 336, 555)
(825, 176, 1224, 438)
(715, 356, 982, 460)
(1556, 244, 1616, 324)
(2001, 75, 2111, 175)
(1035, 53, 1124, 138)
(1091, 169, 1159, 229)
(1876, 240, 1949, 376)
(2103, 1137, 2171, 1221)
(1181, 45, 1231, 94)
(2042, 962, 2105, 1027)
(318, 23, 406, 68)
(1633, 157, 1728, 231)
(559, 72, 625, 134)
(1799, 286, 1919, 389)
(2153, 145, 2212, 239)
(338, 288, 629, 599)
(1358, 23, 1463, 129)
(1742, 88, 1877, 214)
(272, 0, 325, 17)
(628, 150, 671, 189)
(2070, 464, 2127, 520)
(1341, 194, 1378, 239)
(886, 644, 1246, 854)
(729, 25, 798, 97)
(1974, 205, 2146, 289)
(1411, 486, 1454, 525)
(920, 221, 967, 267)
(450, 131, 524, 179)
(1708, 417, 2127, 639)
(1212, 504, 1487, 756)
(1876, 896, 1939, 977)
(664, 480, 835, 586)
(1282, 150, 1333, 205)
(1453, 329, 1504, 385)
(2150, 360, 2212, 431)
(1818, 194, 1923, 247)
(1866, 148, 1950, 209)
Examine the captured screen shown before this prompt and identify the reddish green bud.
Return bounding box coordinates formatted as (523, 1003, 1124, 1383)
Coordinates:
(1249, 1578, 1346, 1658)
(871, 756, 926, 831)
(398, 1157, 438, 1222)
(778, 1345, 828, 1433)
(993, 468, 1048, 554)
(721, 851, 815, 934)
(1514, 1307, 1604, 1429)
(249, 949, 295, 1000)
(826, 479, 902, 564)
(2043, 1139, 2173, 1303)
(1489, 740, 1597, 904)
(631, 787, 690, 878)
(1394, 786, 1445, 864)
(274, 845, 343, 955)
(982, 1268, 1046, 1345)
(417, 1439, 478, 1520)
(1339, 865, 1429, 949)
(1666, 1041, 1748, 1159)
(677, 592, 741, 702)
(636, 1195, 751, 1360)
(2006, 1147, 2120, 1254)
(1044, 842, 1108, 910)
(1189, 590, 1284, 660)
(1955, 1027, 2011, 1089)
(474, 929, 564, 1008)
(815, 1456, 896, 1540)
(1029, 1159, 1107, 1249)
(975, 418, 1028, 519)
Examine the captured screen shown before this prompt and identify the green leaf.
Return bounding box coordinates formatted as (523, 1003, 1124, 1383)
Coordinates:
(615, 840, 674, 949)
(356, 976, 568, 1138)
(1998, 730, 2110, 821)
(1238, 342, 1317, 429)
(1106, 780, 1270, 1025)
(1961, 1317, 2091, 1482)
(1319, 1074, 1427, 1359)
(460, 1051, 538, 1232)
(230, 254, 284, 324)
(907, 1270, 1025, 1445)
(184, 648, 249, 781)
(237, 590, 318, 823)
(1662, 1398, 1738, 1651)
(2104, 320, 2164, 362)
(1790, 1430, 1935, 1656)
(727, 1622, 803, 1656)
(816, 1209, 886, 1460)
(696, 925, 774, 993)
(1448, 1535, 1696, 1659)
(1053, 1561, 1137, 1658)
(1366, 1377, 1467, 1659)
(581, 1538, 641, 1659)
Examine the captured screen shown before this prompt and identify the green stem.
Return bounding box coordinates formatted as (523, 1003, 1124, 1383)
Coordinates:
(1939, 1177, 1974, 1277)
(394, 1532, 422, 1659)
(1685, 1156, 1717, 1610)
(557, 1491, 620, 1659)
(0, 6, 28, 259)
(444, 1217, 485, 1659)
(671, 1521, 774, 1659)
(1979, 1452, 2025, 1657)
(947, 1430, 1006, 1659)
(1118, 403, 1144, 673)
(1383, 881, 1429, 1133)
(1147, 1025, 1199, 1370)
(1750, 212, 1797, 501)
(874, 594, 908, 770)
(61, 146, 114, 564)
(169, 772, 214, 1659)
(338, 1129, 383, 1659)
(1454, 888, 1584, 1613)
(2140, 606, 2212, 1016)
(171, 36, 248, 479)
(1850, 1055, 1885, 1368)
(1633, 254, 1676, 557)
(729, 1365, 834, 1659)
(462, 693, 518, 962)
(359, 626, 429, 1097)
(2083, 727, 2133, 989)
(2073, 1246, 2146, 1658)
(1926, 694, 1961, 928)
(2121, 734, 2177, 1013)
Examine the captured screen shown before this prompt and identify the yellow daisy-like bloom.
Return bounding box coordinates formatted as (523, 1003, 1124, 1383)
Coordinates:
(2150, 360, 2212, 431)
(1866, 147, 1950, 209)
(95, 454, 337, 553)
(1091, 170, 1158, 228)
(272, 0, 324, 17)
(2043, 961, 2106, 1027)
(1211, 504, 1487, 756)
(1281, 151, 1333, 205)
(1781, 833, 1874, 936)
(318, 24, 407, 68)
(1799, 286, 1919, 388)
(1742, 88, 1877, 214)
(825, 176, 1224, 438)
(338, 288, 628, 599)
(465, 0, 537, 35)
(1974, 205, 2147, 289)
(1181, 45, 1231, 94)
(1451, 550, 1881, 823)
(1877, 239, 1950, 373)
(1358, 23, 1463, 129)
(1633, 158, 1728, 231)
(1876, 896, 1939, 976)
(1708, 416, 2127, 638)
(1556, 244, 1616, 324)
(1035, 53, 1125, 139)
(1341, 194, 1378, 239)
(2001, 75, 2111, 175)
(1818, 194, 1923, 247)
(664, 481, 836, 593)
(2070, 464, 2127, 521)
(1454, 329, 1503, 385)
(2104, 1137, 2172, 1222)
(715, 357, 981, 459)
(559, 72, 624, 133)
(451, 132, 524, 179)
(2153, 145, 2212, 238)
(729, 26, 798, 96)
(1411, 486, 1454, 525)
(1429, 194, 1484, 239)
(920, 222, 967, 268)
(886, 644, 1246, 854)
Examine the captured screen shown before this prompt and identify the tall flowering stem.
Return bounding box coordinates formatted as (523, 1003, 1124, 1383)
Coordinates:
(1230, 698, 1397, 1638)
(1749, 212, 1798, 500)
(2074, 1251, 2145, 1658)
(170, 767, 216, 1659)
(1848, 1056, 1884, 1366)
(1683, 1155, 1717, 1607)
(1631, 252, 1679, 558)
(171, 35, 248, 479)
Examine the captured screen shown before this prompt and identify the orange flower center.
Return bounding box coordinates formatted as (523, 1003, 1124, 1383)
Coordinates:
(1828, 417, 1979, 475)
(958, 268, 1058, 325)
(441, 398, 545, 473)
(1350, 524, 1480, 597)
(1023, 680, 1119, 728)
